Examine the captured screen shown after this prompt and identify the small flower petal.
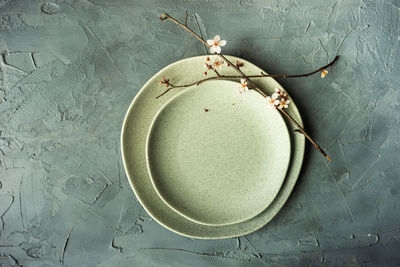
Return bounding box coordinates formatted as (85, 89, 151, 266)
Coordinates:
(214, 46, 221, 54)
(266, 96, 280, 109)
(210, 46, 216, 54)
(271, 93, 279, 100)
(207, 39, 214, 46)
(213, 35, 220, 42)
(219, 40, 226, 46)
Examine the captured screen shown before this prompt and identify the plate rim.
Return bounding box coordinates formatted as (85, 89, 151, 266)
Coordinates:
(121, 55, 305, 239)
(145, 79, 292, 226)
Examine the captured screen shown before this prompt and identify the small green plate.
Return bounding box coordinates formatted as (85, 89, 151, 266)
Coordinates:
(121, 55, 305, 239)
(146, 80, 291, 226)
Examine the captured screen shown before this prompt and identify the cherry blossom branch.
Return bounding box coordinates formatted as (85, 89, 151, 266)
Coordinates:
(159, 12, 334, 162)
(156, 56, 339, 98)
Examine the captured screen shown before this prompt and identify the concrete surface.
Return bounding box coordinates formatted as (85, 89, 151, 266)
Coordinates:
(0, 0, 399, 266)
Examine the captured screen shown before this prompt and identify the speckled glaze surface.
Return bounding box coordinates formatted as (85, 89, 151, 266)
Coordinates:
(121, 55, 305, 238)
(146, 80, 291, 226)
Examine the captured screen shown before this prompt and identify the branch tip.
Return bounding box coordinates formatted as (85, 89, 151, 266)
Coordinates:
(159, 13, 168, 20)
(184, 11, 188, 26)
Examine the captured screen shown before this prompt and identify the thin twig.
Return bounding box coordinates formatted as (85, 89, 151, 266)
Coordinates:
(213, 69, 221, 77)
(184, 11, 188, 26)
(156, 88, 173, 99)
(281, 109, 332, 162)
(159, 12, 335, 161)
(248, 56, 339, 78)
(155, 77, 219, 99)
(160, 13, 209, 46)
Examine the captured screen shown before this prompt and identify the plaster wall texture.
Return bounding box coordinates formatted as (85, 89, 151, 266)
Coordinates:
(0, 0, 399, 266)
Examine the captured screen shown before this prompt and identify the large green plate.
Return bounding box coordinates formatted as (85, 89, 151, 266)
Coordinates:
(121, 55, 305, 239)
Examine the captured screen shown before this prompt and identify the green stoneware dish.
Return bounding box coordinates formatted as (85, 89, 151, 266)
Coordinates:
(121, 55, 305, 239)
(146, 80, 291, 226)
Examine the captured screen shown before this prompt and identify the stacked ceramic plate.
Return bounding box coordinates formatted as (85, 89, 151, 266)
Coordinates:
(121, 55, 305, 239)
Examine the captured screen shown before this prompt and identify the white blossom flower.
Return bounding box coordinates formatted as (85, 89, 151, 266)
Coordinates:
(239, 78, 248, 93)
(278, 98, 290, 109)
(207, 35, 226, 54)
(321, 69, 328, 78)
(266, 93, 279, 109)
(274, 88, 287, 98)
(203, 57, 224, 75)
(212, 59, 224, 70)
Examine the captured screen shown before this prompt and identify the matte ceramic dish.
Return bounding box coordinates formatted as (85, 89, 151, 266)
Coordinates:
(146, 80, 291, 226)
(121, 55, 305, 239)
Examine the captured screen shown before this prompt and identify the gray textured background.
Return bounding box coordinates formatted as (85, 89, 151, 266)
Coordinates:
(0, 0, 399, 266)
